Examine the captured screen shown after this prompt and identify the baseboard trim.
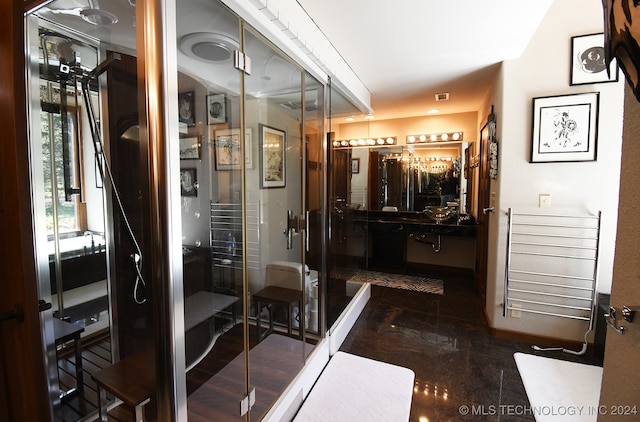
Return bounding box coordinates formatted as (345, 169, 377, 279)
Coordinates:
(490, 327, 594, 352)
(329, 283, 371, 355)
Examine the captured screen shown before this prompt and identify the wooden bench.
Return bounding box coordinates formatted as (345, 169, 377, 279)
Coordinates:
(92, 291, 237, 420)
(184, 291, 238, 332)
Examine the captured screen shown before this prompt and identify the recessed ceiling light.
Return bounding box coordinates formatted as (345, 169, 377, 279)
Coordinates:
(427, 109, 440, 114)
(345, 117, 355, 122)
(80, 9, 118, 25)
(364, 114, 374, 120)
(180, 32, 239, 64)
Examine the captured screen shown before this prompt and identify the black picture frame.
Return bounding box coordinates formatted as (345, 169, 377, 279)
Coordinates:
(351, 158, 360, 174)
(259, 124, 286, 188)
(178, 91, 195, 126)
(530, 92, 599, 163)
(180, 167, 198, 197)
(570, 33, 618, 86)
(179, 136, 201, 160)
(207, 93, 226, 125)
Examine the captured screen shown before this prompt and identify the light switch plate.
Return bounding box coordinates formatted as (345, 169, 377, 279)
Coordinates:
(539, 194, 551, 208)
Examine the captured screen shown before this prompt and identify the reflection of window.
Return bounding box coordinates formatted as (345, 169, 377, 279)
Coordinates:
(41, 92, 80, 235)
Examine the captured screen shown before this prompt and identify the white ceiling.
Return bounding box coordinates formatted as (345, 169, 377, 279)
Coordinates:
(297, 0, 554, 120)
(36, 0, 554, 122)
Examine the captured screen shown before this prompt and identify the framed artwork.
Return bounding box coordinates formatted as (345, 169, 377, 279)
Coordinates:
(530, 92, 599, 163)
(180, 168, 197, 197)
(351, 158, 360, 174)
(215, 131, 242, 170)
(215, 128, 253, 170)
(178, 91, 195, 126)
(259, 124, 286, 188)
(207, 94, 226, 125)
(570, 33, 618, 85)
(179, 136, 201, 160)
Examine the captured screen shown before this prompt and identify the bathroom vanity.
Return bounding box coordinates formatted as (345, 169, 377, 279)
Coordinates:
(349, 208, 477, 271)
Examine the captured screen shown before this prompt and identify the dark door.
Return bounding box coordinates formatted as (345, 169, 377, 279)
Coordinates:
(0, 1, 52, 419)
(475, 113, 496, 300)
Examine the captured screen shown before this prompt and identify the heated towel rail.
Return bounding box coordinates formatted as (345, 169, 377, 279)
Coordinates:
(504, 209, 601, 323)
(210, 202, 260, 272)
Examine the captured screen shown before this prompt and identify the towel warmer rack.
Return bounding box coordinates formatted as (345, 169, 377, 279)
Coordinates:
(210, 202, 260, 272)
(504, 209, 601, 323)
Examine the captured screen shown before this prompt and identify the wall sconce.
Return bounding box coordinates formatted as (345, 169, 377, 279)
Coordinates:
(333, 136, 396, 148)
(406, 132, 463, 144)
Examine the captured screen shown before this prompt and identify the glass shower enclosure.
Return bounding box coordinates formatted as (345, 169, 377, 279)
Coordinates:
(24, 0, 326, 420)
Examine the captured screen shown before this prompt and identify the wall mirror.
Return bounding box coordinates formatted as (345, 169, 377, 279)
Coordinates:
(341, 142, 466, 212)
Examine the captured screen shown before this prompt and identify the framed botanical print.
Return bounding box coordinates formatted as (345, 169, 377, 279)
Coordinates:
(215, 131, 242, 170)
(214, 128, 253, 169)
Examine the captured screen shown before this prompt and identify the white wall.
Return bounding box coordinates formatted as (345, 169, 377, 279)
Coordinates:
(485, 0, 624, 342)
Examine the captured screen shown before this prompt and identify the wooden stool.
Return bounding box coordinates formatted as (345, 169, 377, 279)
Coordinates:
(253, 285, 302, 342)
(53, 318, 84, 400)
(91, 351, 154, 422)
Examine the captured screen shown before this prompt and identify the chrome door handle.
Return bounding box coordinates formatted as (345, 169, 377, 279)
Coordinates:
(305, 210, 310, 252)
(605, 306, 626, 335)
(483, 207, 494, 214)
(284, 210, 307, 250)
(622, 305, 640, 323)
(284, 210, 294, 250)
(0, 304, 24, 324)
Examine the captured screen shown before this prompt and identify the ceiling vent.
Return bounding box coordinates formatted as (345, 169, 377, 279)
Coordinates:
(435, 92, 450, 101)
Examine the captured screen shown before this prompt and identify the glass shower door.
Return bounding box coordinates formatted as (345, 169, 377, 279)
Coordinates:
(242, 27, 310, 421)
(175, 1, 252, 420)
(25, 13, 111, 417)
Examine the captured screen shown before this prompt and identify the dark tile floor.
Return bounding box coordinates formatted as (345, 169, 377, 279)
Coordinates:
(339, 271, 601, 422)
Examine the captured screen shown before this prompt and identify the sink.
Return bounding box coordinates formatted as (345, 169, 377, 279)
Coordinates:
(424, 206, 457, 224)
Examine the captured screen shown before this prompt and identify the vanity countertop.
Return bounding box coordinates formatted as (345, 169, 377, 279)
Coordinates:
(348, 209, 476, 236)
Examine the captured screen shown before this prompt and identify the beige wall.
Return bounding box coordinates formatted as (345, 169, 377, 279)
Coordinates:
(485, 0, 625, 342)
(335, 111, 477, 144)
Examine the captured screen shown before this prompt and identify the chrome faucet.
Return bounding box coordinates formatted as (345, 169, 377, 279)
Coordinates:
(84, 231, 95, 253)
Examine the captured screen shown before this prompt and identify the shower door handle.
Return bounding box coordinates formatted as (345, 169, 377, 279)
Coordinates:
(305, 210, 310, 252)
(284, 210, 294, 250)
(284, 210, 307, 250)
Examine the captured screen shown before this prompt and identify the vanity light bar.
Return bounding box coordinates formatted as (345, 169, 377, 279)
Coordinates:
(406, 132, 463, 143)
(332, 136, 397, 148)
